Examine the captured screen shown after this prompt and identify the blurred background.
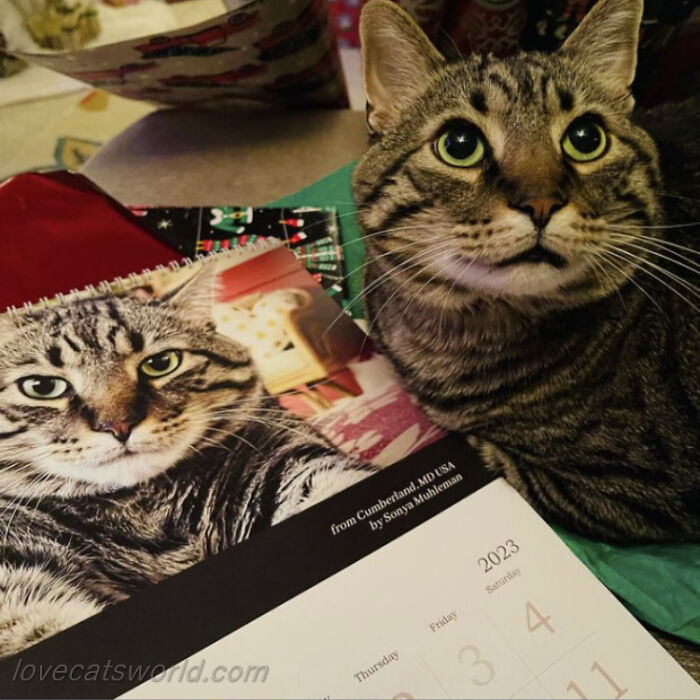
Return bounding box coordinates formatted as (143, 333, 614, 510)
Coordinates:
(0, 0, 698, 180)
(329, 0, 699, 106)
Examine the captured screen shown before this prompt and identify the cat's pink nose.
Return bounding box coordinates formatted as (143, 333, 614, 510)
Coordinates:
(97, 420, 135, 444)
(516, 196, 565, 228)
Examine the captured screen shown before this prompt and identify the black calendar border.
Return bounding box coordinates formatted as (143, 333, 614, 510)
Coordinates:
(0, 436, 493, 699)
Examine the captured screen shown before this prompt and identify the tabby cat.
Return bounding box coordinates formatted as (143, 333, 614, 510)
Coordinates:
(354, 0, 699, 543)
(0, 265, 373, 656)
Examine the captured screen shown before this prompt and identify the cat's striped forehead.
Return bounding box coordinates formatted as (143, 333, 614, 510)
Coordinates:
(443, 53, 588, 113)
(402, 52, 619, 147)
(1, 296, 216, 368)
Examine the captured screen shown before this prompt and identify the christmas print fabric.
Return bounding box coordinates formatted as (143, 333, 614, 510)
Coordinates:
(129, 205, 350, 308)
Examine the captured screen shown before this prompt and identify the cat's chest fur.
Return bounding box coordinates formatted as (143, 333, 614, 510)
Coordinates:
(365, 259, 693, 435)
(365, 260, 700, 541)
(1, 443, 263, 600)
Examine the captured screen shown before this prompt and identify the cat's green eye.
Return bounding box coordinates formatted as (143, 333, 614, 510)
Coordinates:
(435, 123, 485, 168)
(140, 350, 182, 379)
(562, 118, 607, 162)
(18, 376, 70, 400)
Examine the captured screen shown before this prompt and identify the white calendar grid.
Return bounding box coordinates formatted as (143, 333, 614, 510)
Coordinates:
(124, 479, 700, 700)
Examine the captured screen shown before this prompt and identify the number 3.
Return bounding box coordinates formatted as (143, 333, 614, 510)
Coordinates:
(458, 645, 495, 686)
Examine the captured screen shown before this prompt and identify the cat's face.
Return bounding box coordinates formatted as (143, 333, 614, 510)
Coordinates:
(354, 0, 661, 310)
(0, 269, 261, 496)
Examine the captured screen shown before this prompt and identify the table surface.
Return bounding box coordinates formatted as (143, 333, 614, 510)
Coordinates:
(82, 107, 369, 207)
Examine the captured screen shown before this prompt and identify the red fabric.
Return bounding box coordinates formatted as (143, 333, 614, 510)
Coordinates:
(0, 172, 179, 310)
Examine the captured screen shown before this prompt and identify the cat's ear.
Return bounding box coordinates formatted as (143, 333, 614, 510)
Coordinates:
(159, 264, 218, 320)
(360, 0, 445, 135)
(560, 0, 643, 99)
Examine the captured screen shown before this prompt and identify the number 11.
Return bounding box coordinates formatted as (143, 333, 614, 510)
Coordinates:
(567, 661, 628, 698)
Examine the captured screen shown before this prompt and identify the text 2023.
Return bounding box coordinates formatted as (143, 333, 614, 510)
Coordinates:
(478, 539, 519, 572)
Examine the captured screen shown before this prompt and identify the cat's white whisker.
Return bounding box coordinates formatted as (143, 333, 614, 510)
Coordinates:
(586, 252, 625, 308)
(366, 244, 454, 340)
(608, 220, 700, 231)
(607, 244, 700, 297)
(437, 255, 483, 338)
(230, 419, 313, 444)
(290, 230, 447, 317)
(327, 242, 454, 336)
(606, 236, 700, 277)
(594, 251, 663, 312)
(603, 247, 700, 312)
(606, 229, 700, 260)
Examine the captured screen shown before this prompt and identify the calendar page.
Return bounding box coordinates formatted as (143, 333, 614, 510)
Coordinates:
(122, 466, 700, 699)
(0, 435, 696, 698)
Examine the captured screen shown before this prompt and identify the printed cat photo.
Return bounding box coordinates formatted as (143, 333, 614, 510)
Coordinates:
(354, 0, 699, 544)
(0, 245, 439, 658)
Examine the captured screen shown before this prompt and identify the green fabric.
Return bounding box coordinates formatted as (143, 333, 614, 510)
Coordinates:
(556, 528, 700, 645)
(269, 161, 366, 318)
(269, 161, 700, 647)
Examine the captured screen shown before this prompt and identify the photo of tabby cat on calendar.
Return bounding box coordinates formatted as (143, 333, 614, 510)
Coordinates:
(0, 244, 441, 658)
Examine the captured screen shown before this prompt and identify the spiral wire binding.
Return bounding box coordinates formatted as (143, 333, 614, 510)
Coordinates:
(2, 238, 280, 321)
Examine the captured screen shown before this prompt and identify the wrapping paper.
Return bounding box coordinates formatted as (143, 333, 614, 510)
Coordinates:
(329, 0, 448, 48)
(2, 161, 699, 651)
(5, 0, 349, 108)
(0, 171, 178, 310)
(441, 0, 527, 57)
(522, 0, 699, 105)
(4, 0, 694, 106)
(0, 172, 354, 313)
(327, 0, 364, 48)
(396, 0, 448, 40)
(521, 0, 597, 52)
(326, 0, 697, 106)
(129, 204, 349, 304)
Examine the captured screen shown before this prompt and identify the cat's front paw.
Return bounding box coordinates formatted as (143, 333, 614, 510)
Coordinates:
(468, 435, 537, 500)
(468, 435, 511, 473)
(0, 564, 102, 658)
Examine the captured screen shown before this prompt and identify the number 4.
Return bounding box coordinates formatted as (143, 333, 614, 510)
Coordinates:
(526, 601, 555, 634)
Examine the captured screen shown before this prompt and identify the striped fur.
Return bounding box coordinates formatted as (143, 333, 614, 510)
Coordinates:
(354, 0, 700, 543)
(0, 271, 373, 656)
